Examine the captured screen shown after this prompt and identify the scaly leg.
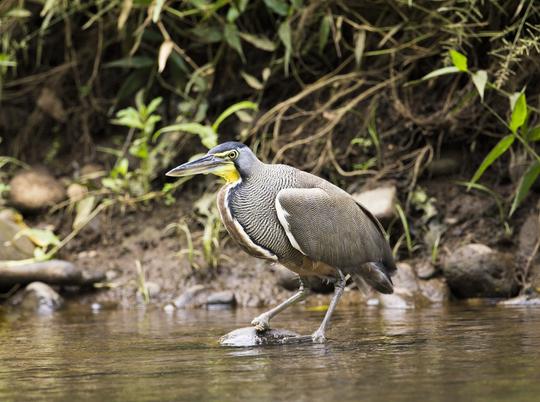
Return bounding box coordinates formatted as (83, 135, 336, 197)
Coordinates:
(311, 270, 346, 343)
(251, 277, 309, 331)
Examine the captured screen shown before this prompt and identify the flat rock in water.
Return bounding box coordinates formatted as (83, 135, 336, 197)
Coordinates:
(220, 327, 311, 347)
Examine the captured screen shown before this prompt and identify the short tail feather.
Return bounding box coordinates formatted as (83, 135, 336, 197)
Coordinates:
(356, 262, 395, 294)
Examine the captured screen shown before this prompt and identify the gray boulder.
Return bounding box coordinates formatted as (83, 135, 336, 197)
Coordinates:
(443, 244, 518, 298)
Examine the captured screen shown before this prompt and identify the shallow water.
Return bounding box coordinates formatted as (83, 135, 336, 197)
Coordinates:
(1, 303, 540, 402)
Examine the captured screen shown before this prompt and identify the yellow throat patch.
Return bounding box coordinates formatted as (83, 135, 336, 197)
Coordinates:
(211, 163, 240, 183)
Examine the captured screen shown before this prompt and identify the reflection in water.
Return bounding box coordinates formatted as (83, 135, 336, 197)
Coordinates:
(0, 304, 539, 401)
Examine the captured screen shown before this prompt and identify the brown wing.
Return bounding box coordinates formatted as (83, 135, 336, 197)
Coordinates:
(275, 187, 395, 272)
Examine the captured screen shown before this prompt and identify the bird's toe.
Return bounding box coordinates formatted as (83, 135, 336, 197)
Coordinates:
(251, 315, 271, 332)
(311, 331, 326, 344)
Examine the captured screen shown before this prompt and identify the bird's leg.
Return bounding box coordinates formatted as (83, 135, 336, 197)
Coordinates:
(251, 277, 309, 332)
(311, 270, 346, 343)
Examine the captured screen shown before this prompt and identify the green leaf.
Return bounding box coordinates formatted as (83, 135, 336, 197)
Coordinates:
(469, 135, 515, 189)
(155, 123, 217, 149)
(0, 54, 16, 67)
(318, 15, 331, 53)
(449, 49, 468, 72)
(527, 126, 540, 142)
(15, 228, 60, 248)
(395, 203, 413, 255)
(104, 56, 154, 68)
(264, 0, 289, 16)
(509, 92, 527, 134)
(420, 66, 460, 81)
(238, 33, 276, 51)
(224, 23, 244, 61)
(146, 97, 162, 115)
(112, 158, 129, 177)
(471, 70, 487, 101)
(510, 161, 540, 216)
(212, 101, 258, 132)
(278, 20, 292, 76)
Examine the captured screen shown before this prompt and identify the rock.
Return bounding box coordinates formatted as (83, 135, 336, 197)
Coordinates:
(379, 289, 415, 309)
(518, 213, 540, 258)
(415, 260, 437, 279)
(67, 183, 87, 203)
(9, 169, 66, 212)
(173, 285, 209, 308)
(220, 327, 310, 347)
(163, 304, 175, 313)
(352, 186, 397, 220)
(0, 209, 35, 260)
(419, 278, 450, 304)
(207, 290, 236, 306)
(12, 282, 63, 313)
(443, 244, 518, 298)
(393, 262, 419, 292)
(0, 259, 105, 287)
(499, 294, 540, 306)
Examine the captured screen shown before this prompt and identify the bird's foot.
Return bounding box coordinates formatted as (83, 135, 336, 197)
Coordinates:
(311, 330, 326, 344)
(251, 314, 271, 332)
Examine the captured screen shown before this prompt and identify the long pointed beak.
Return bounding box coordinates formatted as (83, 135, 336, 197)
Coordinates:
(165, 154, 228, 177)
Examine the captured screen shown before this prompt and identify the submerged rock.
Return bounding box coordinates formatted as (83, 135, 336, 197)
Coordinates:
(220, 327, 310, 347)
(352, 186, 397, 220)
(443, 244, 518, 298)
(12, 282, 63, 313)
(9, 169, 66, 212)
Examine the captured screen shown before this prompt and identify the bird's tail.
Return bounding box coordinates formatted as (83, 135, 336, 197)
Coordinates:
(354, 262, 394, 294)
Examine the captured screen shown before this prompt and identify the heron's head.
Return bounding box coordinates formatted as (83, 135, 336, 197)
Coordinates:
(166, 141, 258, 183)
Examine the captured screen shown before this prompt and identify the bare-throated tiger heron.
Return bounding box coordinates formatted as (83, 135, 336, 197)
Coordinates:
(167, 142, 396, 343)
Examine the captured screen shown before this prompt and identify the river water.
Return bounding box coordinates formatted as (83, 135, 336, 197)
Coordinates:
(1, 303, 539, 401)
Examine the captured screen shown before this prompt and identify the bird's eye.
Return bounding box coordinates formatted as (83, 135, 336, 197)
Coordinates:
(228, 150, 239, 160)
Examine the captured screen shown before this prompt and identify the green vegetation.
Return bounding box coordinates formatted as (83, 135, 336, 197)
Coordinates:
(1, 0, 539, 266)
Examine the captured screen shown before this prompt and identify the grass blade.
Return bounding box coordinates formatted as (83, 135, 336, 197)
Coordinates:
(469, 135, 514, 189)
(510, 161, 540, 216)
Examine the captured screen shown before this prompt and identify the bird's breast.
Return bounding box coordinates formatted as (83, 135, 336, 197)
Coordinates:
(217, 183, 278, 261)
